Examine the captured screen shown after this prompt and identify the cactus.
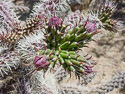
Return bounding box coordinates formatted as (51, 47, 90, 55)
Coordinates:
(98, 1, 118, 32)
(9, 0, 118, 80)
(0, 0, 120, 93)
(89, 70, 125, 94)
(59, 83, 89, 94)
(32, 15, 100, 79)
(54, 66, 68, 82)
(29, 0, 118, 78)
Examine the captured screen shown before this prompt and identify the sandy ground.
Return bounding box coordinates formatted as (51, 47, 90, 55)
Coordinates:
(84, 27, 125, 93)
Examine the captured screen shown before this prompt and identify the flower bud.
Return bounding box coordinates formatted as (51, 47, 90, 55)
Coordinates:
(83, 22, 96, 33)
(34, 55, 49, 70)
(48, 17, 61, 28)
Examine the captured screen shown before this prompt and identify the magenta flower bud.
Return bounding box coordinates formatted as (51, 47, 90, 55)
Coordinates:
(34, 55, 49, 70)
(83, 22, 96, 33)
(48, 17, 61, 28)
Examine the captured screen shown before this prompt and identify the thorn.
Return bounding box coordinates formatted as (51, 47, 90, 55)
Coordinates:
(27, 70, 37, 76)
(86, 56, 92, 60)
(86, 65, 94, 68)
(65, 36, 68, 39)
(68, 54, 70, 58)
(61, 20, 64, 27)
(75, 50, 79, 53)
(91, 31, 101, 36)
(75, 20, 77, 26)
(70, 73, 71, 78)
(52, 48, 55, 52)
(79, 17, 81, 23)
(52, 25, 55, 31)
(76, 43, 79, 45)
(42, 16, 47, 23)
(60, 33, 64, 35)
(84, 53, 89, 57)
(44, 35, 49, 37)
(92, 39, 98, 44)
(79, 62, 83, 64)
(34, 46, 39, 52)
(69, 61, 72, 65)
(82, 71, 87, 75)
(83, 18, 89, 27)
(83, 46, 89, 48)
(65, 24, 70, 28)
(42, 39, 46, 41)
(74, 30, 77, 35)
(77, 55, 80, 58)
(49, 52, 53, 57)
(52, 68, 56, 71)
(43, 44, 47, 50)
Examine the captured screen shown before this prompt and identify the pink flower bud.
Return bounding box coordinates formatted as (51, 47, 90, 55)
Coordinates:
(34, 55, 49, 70)
(83, 22, 96, 33)
(48, 17, 61, 28)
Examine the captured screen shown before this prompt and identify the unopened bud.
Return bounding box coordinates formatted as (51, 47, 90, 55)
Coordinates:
(34, 55, 49, 70)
